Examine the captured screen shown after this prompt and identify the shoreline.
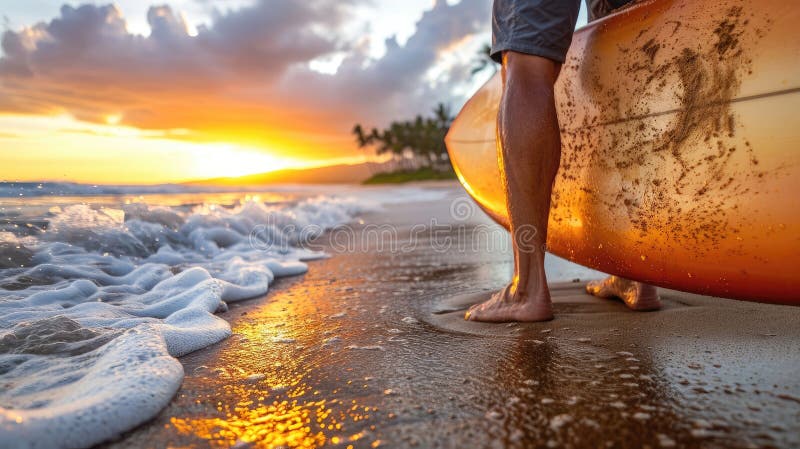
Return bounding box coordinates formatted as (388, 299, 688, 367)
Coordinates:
(103, 187, 800, 448)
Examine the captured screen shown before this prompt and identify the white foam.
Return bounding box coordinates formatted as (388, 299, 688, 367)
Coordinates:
(0, 192, 375, 448)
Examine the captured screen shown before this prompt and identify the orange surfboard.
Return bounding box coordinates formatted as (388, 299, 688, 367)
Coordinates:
(446, 0, 800, 304)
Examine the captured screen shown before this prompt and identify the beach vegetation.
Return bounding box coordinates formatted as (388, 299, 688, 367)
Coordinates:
(353, 103, 456, 183)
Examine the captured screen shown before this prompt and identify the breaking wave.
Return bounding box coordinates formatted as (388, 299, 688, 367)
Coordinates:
(0, 189, 399, 449)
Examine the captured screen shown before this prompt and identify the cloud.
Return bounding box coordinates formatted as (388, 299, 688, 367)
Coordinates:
(0, 0, 490, 160)
(281, 0, 489, 121)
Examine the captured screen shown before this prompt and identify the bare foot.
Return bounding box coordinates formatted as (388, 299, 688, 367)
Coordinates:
(586, 276, 662, 311)
(465, 284, 554, 322)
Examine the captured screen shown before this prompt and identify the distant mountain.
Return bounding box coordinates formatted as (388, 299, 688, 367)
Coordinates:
(186, 162, 380, 186)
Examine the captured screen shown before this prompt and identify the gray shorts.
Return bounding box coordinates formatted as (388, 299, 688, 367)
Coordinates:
(491, 0, 634, 63)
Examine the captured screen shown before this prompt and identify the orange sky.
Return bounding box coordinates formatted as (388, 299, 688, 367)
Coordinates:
(0, 114, 364, 184)
(0, 1, 497, 184)
(0, 1, 586, 184)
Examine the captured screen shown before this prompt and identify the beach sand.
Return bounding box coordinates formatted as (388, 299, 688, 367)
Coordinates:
(104, 184, 800, 448)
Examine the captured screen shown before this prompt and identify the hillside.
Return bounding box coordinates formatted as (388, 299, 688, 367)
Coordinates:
(186, 163, 375, 186)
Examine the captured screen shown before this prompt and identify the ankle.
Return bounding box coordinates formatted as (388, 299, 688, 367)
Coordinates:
(519, 279, 548, 297)
(517, 286, 550, 303)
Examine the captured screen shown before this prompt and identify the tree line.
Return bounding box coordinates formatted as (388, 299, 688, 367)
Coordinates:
(352, 103, 455, 173)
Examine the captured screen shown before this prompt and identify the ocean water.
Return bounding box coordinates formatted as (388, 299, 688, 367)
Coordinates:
(0, 182, 601, 449)
(0, 183, 446, 449)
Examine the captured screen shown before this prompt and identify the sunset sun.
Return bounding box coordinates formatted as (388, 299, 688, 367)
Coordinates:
(188, 144, 295, 179)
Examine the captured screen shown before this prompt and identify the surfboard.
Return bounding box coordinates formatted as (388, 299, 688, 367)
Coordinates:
(445, 0, 800, 305)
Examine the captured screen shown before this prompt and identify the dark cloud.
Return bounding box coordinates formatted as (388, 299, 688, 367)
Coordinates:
(282, 0, 490, 122)
(0, 0, 491, 159)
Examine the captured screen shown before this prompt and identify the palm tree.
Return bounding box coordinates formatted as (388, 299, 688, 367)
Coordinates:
(410, 115, 428, 167)
(352, 103, 457, 173)
(433, 103, 453, 129)
(470, 43, 498, 78)
(352, 124, 368, 147)
(388, 121, 409, 170)
(354, 124, 385, 174)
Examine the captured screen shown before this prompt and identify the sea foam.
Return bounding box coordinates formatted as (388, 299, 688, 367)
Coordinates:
(0, 187, 426, 449)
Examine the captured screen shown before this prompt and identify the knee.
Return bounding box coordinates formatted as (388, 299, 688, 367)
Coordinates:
(502, 51, 560, 88)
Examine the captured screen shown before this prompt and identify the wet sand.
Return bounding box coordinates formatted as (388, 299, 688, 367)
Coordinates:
(104, 184, 800, 449)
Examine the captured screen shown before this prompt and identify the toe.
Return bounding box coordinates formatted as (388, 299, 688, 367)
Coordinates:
(465, 304, 480, 321)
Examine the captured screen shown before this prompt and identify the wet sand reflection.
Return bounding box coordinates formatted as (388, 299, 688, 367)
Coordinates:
(105, 205, 800, 449)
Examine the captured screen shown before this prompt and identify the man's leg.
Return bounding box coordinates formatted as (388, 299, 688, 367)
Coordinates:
(466, 51, 561, 322)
